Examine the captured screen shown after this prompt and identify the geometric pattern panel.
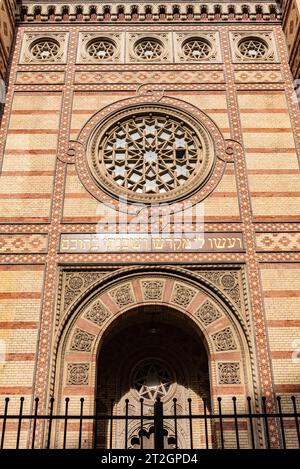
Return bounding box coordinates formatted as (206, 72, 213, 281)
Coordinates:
(74, 70, 225, 84)
(175, 31, 221, 63)
(16, 71, 65, 84)
(230, 31, 277, 63)
(77, 32, 121, 63)
(0, 234, 48, 253)
(234, 70, 283, 83)
(256, 232, 300, 251)
(20, 32, 69, 64)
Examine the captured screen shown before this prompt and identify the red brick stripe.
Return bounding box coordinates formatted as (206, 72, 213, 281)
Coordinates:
(0, 387, 32, 394)
(248, 169, 300, 174)
(212, 386, 245, 395)
(0, 194, 51, 199)
(246, 148, 296, 153)
(1, 171, 54, 176)
(243, 128, 292, 133)
(238, 91, 285, 95)
(275, 384, 300, 393)
(12, 110, 59, 115)
(254, 216, 300, 221)
(259, 263, 300, 269)
(12, 92, 60, 96)
(63, 216, 241, 223)
(0, 217, 49, 222)
(0, 321, 38, 329)
(271, 351, 293, 359)
(240, 109, 288, 113)
(0, 292, 41, 299)
(0, 265, 44, 271)
(267, 320, 300, 327)
(5, 150, 56, 155)
(251, 192, 300, 197)
(264, 291, 300, 298)
(7, 130, 58, 134)
(5, 353, 36, 361)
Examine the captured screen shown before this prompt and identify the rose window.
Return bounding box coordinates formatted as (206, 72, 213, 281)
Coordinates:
(133, 360, 173, 401)
(30, 39, 60, 61)
(238, 38, 268, 59)
(87, 39, 116, 60)
(134, 39, 163, 60)
(182, 38, 212, 60)
(88, 105, 214, 203)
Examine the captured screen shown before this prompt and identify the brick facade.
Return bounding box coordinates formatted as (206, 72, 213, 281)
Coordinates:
(0, 1, 299, 449)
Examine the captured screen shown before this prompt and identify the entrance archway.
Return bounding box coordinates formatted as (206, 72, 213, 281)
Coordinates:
(53, 267, 255, 448)
(96, 305, 211, 448)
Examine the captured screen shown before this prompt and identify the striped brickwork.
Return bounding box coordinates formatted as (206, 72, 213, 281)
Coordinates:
(0, 3, 299, 448)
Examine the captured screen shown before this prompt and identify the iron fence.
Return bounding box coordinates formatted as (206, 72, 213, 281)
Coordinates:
(0, 395, 299, 449)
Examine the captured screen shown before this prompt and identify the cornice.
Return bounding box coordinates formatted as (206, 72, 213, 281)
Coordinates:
(16, 2, 281, 24)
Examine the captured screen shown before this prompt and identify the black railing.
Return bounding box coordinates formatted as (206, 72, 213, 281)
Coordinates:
(0, 396, 299, 449)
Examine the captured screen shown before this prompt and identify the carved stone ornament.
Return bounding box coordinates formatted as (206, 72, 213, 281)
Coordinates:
(171, 283, 197, 307)
(175, 32, 221, 63)
(109, 284, 135, 308)
(196, 300, 222, 325)
(128, 32, 171, 63)
(141, 280, 164, 301)
(67, 363, 90, 385)
(70, 328, 95, 352)
(212, 327, 237, 351)
(20, 32, 69, 64)
(218, 363, 241, 385)
(63, 271, 105, 311)
(77, 32, 121, 63)
(84, 300, 111, 326)
(230, 31, 277, 63)
(198, 271, 241, 309)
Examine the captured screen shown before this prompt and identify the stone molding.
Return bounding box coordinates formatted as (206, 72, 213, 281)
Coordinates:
(17, 3, 281, 24)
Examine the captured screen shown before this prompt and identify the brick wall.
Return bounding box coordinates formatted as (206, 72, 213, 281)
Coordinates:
(0, 4, 299, 448)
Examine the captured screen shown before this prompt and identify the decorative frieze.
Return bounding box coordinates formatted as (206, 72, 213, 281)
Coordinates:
(17, 3, 281, 24)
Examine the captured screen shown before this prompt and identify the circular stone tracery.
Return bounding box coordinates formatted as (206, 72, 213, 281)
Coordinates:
(88, 106, 214, 203)
(182, 38, 212, 60)
(133, 359, 173, 401)
(134, 38, 163, 60)
(30, 39, 60, 61)
(87, 39, 116, 60)
(238, 37, 268, 59)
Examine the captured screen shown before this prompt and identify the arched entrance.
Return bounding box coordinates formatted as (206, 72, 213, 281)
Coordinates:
(96, 305, 211, 449)
(53, 267, 255, 448)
